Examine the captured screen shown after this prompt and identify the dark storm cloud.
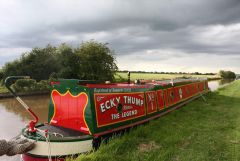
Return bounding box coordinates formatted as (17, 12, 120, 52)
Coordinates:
(53, 0, 240, 33)
(1, 0, 240, 69)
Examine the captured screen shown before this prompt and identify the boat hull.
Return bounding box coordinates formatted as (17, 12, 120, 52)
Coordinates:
(21, 154, 65, 161)
(22, 136, 92, 156)
(21, 124, 93, 161)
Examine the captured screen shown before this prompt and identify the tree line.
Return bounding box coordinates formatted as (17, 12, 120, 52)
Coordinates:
(0, 41, 118, 83)
(118, 70, 216, 75)
(218, 70, 236, 79)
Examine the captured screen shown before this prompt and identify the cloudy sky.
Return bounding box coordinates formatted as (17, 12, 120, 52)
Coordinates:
(1, 0, 240, 73)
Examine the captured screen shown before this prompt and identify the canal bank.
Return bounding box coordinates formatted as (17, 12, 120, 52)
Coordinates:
(70, 80, 240, 161)
(0, 90, 49, 99)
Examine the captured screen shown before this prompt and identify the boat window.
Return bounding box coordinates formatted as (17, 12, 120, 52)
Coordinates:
(170, 91, 174, 100)
(186, 88, 189, 94)
(179, 88, 183, 99)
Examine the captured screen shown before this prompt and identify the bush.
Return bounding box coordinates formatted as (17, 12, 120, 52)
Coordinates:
(218, 70, 236, 79)
(11, 79, 50, 92)
(0, 70, 3, 80)
(36, 80, 50, 90)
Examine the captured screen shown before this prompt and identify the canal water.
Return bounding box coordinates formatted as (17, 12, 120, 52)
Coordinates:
(0, 79, 234, 161)
(0, 95, 49, 161)
(207, 79, 234, 91)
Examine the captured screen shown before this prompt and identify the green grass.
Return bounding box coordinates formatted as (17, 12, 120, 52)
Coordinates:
(115, 72, 220, 82)
(70, 80, 240, 161)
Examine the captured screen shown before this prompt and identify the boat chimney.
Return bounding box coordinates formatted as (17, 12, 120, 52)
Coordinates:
(128, 72, 131, 84)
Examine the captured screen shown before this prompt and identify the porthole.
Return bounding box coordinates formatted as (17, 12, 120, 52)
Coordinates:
(179, 88, 183, 99)
(117, 103, 123, 113)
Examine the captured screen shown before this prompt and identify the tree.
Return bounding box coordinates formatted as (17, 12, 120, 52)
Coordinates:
(57, 43, 80, 79)
(74, 40, 118, 81)
(218, 70, 236, 79)
(2, 45, 60, 81)
(0, 69, 3, 81)
(2, 60, 21, 79)
(1, 41, 118, 82)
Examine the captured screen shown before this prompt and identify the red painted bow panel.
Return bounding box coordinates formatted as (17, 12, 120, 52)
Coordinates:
(50, 90, 89, 134)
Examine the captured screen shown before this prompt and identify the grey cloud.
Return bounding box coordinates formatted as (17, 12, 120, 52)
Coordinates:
(1, 0, 240, 70)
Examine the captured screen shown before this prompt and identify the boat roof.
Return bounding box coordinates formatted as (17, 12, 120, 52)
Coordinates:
(86, 78, 207, 88)
(54, 78, 207, 89)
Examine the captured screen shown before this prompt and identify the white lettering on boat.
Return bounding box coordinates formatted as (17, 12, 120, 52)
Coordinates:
(123, 96, 143, 106)
(100, 96, 143, 113)
(100, 97, 121, 113)
(111, 110, 138, 120)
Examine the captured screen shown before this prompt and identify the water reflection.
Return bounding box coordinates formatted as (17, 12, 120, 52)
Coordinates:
(218, 79, 235, 85)
(0, 95, 50, 140)
(0, 95, 50, 161)
(0, 95, 50, 123)
(208, 79, 235, 91)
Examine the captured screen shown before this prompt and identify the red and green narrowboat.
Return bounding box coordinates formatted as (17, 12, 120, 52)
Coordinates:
(5, 76, 209, 161)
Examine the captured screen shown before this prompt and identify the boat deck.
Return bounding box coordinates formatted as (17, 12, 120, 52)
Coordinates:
(38, 124, 86, 137)
(33, 124, 92, 141)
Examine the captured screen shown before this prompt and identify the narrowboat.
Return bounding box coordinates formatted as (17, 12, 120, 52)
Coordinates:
(4, 76, 209, 161)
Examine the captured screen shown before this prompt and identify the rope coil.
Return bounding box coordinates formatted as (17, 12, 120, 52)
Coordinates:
(0, 137, 35, 156)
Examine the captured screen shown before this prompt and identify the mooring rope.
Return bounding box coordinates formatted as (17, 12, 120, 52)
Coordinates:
(0, 127, 63, 159)
(46, 134, 52, 161)
(0, 137, 35, 156)
(36, 129, 53, 161)
(36, 128, 65, 161)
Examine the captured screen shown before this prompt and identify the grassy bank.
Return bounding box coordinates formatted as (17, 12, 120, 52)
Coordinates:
(70, 80, 240, 161)
(115, 72, 220, 81)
